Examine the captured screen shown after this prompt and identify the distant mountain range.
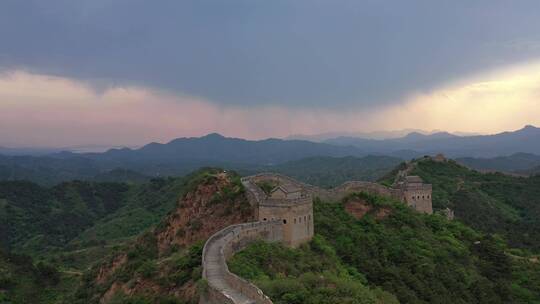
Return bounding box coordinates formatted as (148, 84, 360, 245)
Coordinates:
(0, 134, 380, 185)
(0, 146, 65, 156)
(1, 125, 540, 185)
(456, 153, 540, 174)
(82, 125, 540, 163)
(286, 129, 481, 141)
(3, 125, 538, 160)
(86, 133, 363, 166)
(324, 125, 540, 158)
(0, 145, 134, 156)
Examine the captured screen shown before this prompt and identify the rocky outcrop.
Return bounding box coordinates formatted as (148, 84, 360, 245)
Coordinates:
(96, 255, 127, 285)
(344, 198, 391, 220)
(94, 172, 255, 304)
(156, 172, 254, 255)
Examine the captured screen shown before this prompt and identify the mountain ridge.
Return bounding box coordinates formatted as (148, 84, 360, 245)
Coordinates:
(324, 125, 540, 157)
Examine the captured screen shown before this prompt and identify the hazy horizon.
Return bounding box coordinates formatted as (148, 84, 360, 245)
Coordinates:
(1, 125, 537, 151)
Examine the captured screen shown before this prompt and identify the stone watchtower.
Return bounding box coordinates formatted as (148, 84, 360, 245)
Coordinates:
(258, 183, 314, 247)
(393, 175, 433, 214)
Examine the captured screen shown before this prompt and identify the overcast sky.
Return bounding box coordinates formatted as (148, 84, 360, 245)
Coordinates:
(1, 0, 540, 147)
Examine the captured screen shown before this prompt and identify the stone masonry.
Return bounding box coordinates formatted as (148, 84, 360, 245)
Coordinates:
(199, 175, 314, 304)
(246, 172, 433, 214)
(199, 171, 432, 304)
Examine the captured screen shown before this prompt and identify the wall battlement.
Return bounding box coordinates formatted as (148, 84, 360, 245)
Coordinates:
(243, 172, 433, 214)
(200, 171, 433, 303)
(261, 197, 312, 207)
(200, 175, 315, 304)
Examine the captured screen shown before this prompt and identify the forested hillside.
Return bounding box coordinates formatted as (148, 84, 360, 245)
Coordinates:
(73, 169, 253, 304)
(0, 175, 197, 256)
(0, 170, 227, 304)
(0, 250, 76, 304)
(0, 154, 152, 186)
(396, 158, 540, 252)
(1, 164, 540, 303)
(456, 153, 540, 174)
(231, 193, 540, 304)
(0, 152, 401, 189)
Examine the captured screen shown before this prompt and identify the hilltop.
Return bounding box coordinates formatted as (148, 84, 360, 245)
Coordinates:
(381, 156, 540, 251)
(456, 153, 540, 175)
(325, 125, 540, 158)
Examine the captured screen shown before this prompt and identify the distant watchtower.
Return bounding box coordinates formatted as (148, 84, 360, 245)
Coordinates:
(258, 183, 314, 247)
(394, 176, 433, 214)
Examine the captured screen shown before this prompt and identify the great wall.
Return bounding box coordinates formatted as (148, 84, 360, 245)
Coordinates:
(199, 170, 433, 304)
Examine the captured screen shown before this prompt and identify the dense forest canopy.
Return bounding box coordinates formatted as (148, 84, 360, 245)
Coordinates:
(231, 193, 540, 304)
(401, 159, 540, 252)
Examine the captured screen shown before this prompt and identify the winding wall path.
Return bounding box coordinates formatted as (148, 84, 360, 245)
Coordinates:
(243, 172, 403, 202)
(200, 172, 420, 303)
(200, 221, 283, 304)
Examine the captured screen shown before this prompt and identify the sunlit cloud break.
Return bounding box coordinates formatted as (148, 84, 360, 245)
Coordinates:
(1, 62, 540, 147)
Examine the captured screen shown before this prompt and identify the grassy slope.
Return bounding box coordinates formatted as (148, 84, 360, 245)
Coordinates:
(231, 194, 540, 304)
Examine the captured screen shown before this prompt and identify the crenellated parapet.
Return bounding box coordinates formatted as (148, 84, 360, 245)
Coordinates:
(243, 172, 433, 214)
(201, 174, 315, 304)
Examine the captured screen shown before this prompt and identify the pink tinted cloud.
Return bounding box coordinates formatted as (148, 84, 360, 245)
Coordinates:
(0, 71, 366, 147)
(1, 66, 540, 148)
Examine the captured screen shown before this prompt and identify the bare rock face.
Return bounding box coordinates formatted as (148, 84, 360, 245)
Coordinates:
(344, 198, 391, 220)
(344, 199, 372, 219)
(93, 172, 255, 304)
(156, 172, 255, 255)
(96, 255, 128, 285)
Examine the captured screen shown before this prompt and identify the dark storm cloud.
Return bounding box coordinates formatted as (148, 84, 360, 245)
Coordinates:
(2, 0, 540, 108)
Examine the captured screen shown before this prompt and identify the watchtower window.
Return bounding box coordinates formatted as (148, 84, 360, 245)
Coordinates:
(283, 219, 287, 224)
(294, 218, 297, 224)
(263, 218, 267, 221)
(299, 217, 302, 223)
